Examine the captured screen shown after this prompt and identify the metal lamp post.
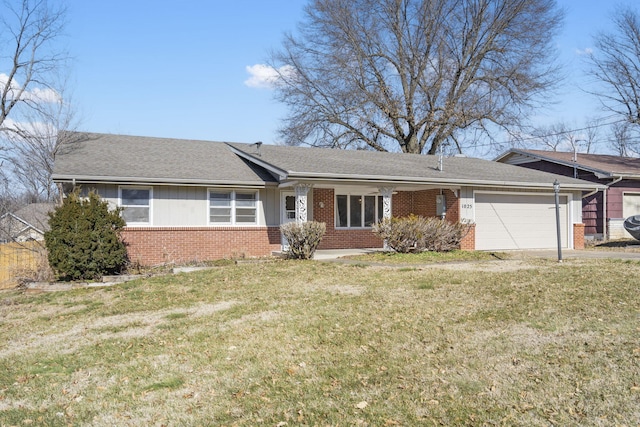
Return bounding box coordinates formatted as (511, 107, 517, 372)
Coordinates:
(553, 179, 562, 263)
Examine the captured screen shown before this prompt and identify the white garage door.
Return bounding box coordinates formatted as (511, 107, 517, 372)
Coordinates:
(622, 193, 640, 238)
(623, 193, 640, 218)
(475, 193, 568, 250)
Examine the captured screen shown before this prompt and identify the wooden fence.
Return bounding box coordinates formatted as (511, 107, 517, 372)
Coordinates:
(0, 241, 44, 289)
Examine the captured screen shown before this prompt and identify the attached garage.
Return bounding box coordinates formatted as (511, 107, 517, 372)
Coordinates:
(474, 192, 569, 250)
(622, 193, 640, 238)
(623, 193, 640, 218)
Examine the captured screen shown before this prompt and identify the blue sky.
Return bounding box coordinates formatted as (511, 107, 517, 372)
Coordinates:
(64, 0, 638, 151)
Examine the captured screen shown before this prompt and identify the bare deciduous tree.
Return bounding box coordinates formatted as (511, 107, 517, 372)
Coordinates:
(582, 117, 603, 154)
(529, 122, 570, 152)
(0, 0, 67, 132)
(2, 84, 78, 203)
(271, 0, 563, 154)
(0, 0, 69, 205)
(609, 121, 640, 157)
(588, 8, 640, 129)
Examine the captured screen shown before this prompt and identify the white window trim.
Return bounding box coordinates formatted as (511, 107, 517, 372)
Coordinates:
(335, 193, 383, 229)
(119, 186, 153, 226)
(208, 189, 260, 226)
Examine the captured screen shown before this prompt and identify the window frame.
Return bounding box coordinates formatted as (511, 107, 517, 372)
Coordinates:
(335, 193, 384, 229)
(208, 189, 260, 226)
(119, 186, 153, 226)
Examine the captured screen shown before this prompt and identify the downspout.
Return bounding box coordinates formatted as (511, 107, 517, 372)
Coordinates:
(605, 176, 623, 241)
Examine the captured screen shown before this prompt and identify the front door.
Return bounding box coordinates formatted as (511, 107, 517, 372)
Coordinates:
(281, 192, 296, 248)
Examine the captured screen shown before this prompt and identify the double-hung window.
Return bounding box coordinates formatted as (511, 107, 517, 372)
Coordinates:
(336, 194, 384, 228)
(120, 187, 152, 225)
(209, 190, 258, 225)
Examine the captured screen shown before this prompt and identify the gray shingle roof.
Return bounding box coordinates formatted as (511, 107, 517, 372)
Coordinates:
(227, 142, 599, 189)
(52, 132, 601, 190)
(13, 203, 56, 232)
(53, 132, 277, 185)
(0, 203, 55, 241)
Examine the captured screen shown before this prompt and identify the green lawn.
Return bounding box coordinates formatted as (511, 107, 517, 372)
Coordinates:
(1, 256, 639, 426)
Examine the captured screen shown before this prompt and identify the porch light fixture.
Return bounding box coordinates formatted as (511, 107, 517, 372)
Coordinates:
(553, 179, 562, 263)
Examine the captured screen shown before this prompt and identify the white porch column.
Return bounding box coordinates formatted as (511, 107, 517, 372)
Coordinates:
(295, 184, 313, 223)
(379, 187, 395, 250)
(379, 187, 394, 220)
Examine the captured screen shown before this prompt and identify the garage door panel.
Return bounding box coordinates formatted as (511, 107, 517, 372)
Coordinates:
(475, 193, 568, 250)
(623, 193, 640, 238)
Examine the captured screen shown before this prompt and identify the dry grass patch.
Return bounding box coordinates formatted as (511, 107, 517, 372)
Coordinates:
(0, 259, 639, 425)
(345, 249, 506, 264)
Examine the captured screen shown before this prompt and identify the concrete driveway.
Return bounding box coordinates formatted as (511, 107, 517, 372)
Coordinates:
(313, 248, 640, 261)
(508, 249, 640, 261)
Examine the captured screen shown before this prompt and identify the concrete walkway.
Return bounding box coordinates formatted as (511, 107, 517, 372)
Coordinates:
(312, 248, 382, 260)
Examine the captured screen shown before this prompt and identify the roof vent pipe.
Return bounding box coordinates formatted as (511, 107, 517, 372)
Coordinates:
(572, 139, 585, 179)
(437, 143, 444, 172)
(252, 141, 263, 156)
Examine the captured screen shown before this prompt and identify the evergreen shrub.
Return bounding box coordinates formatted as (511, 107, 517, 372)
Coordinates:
(44, 191, 128, 280)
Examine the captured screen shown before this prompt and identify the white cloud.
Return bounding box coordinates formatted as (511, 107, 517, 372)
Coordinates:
(0, 73, 61, 103)
(0, 73, 20, 92)
(26, 87, 61, 103)
(0, 117, 46, 134)
(0, 117, 19, 132)
(244, 64, 295, 89)
(575, 47, 594, 56)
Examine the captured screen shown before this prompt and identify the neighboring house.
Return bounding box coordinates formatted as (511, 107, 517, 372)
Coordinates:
(51, 133, 601, 265)
(0, 203, 56, 243)
(496, 149, 640, 240)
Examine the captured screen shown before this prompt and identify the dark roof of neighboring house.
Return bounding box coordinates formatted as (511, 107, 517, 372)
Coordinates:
(496, 149, 640, 179)
(52, 132, 601, 190)
(53, 132, 278, 186)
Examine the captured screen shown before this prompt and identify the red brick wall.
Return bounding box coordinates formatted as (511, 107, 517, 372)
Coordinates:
(392, 189, 460, 221)
(122, 227, 281, 266)
(391, 191, 413, 217)
(459, 224, 476, 250)
(123, 188, 466, 264)
(312, 188, 461, 250)
(573, 223, 585, 250)
(313, 188, 384, 249)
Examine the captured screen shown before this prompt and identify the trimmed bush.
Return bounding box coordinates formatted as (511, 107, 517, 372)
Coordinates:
(372, 215, 426, 253)
(420, 217, 472, 252)
(44, 191, 128, 280)
(281, 221, 326, 260)
(373, 215, 471, 253)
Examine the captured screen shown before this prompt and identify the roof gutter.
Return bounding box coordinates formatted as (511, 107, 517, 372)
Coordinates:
(52, 174, 273, 188)
(283, 173, 604, 191)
